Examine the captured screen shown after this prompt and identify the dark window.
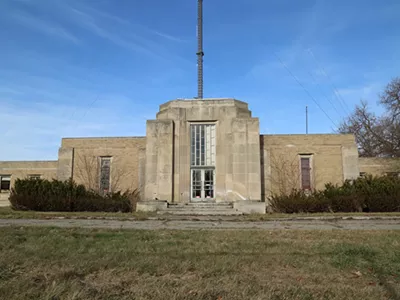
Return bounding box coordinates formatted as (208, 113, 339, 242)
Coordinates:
(300, 157, 311, 190)
(99, 157, 111, 194)
(0, 175, 11, 191)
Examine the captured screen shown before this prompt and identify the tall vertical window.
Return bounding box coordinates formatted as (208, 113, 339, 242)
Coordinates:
(300, 156, 312, 190)
(190, 124, 216, 167)
(0, 175, 11, 192)
(190, 124, 216, 200)
(99, 157, 111, 194)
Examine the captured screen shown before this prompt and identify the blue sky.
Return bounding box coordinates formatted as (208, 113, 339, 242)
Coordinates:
(1, 0, 399, 160)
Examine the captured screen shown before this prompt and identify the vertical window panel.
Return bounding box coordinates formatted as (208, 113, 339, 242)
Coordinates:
(190, 124, 216, 167)
(99, 157, 111, 194)
(300, 157, 311, 190)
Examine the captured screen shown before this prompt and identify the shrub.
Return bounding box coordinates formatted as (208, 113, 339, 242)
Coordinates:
(358, 175, 400, 212)
(9, 178, 138, 212)
(269, 174, 400, 213)
(323, 182, 364, 213)
(269, 190, 330, 213)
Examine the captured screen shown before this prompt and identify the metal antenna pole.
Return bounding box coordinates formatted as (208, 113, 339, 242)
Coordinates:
(196, 0, 204, 99)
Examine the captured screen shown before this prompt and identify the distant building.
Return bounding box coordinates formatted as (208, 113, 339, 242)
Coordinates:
(1, 98, 398, 211)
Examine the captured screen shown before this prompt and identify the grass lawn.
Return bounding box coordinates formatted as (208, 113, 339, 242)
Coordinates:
(0, 207, 153, 220)
(0, 228, 399, 299)
(1, 206, 400, 221)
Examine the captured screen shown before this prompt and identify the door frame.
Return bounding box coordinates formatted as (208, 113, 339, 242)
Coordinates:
(190, 168, 215, 202)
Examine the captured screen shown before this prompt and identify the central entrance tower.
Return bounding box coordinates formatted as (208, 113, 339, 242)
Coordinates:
(143, 99, 262, 203)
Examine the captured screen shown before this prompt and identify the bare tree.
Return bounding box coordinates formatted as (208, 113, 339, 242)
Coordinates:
(381, 77, 400, 119)
(268, 152, 301, 196)
(338, 77, 400, 157)
(75, 153, 99, 191)
(74, 151, 137, 194)
(267, 151, 325, 196)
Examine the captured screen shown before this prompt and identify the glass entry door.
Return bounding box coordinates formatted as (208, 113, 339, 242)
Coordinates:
(191, 168, 215, 201)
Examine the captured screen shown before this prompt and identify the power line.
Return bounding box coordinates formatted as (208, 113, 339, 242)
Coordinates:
(306, 48, 351, 116)
(274, 53, 338, 129)
(307, 70, 343, 119)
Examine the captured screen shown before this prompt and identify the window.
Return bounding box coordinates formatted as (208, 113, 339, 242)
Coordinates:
(300, 156, 312, 190)
(29, 174, 41, 180)
(190, 124, 216, 167)
(99, 157, 111, 194)
(0, 175, 11, 192)
(190, 124, 216, 201)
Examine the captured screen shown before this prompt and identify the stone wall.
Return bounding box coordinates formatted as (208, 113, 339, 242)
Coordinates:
(0, 161, 58, 206)
(261, 134, 359, 198)
(359, 157, 400, 176)
(60, 137, 146, 193)
(144, 99, 261, 203)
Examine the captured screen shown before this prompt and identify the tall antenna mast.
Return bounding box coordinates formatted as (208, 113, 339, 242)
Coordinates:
(196, 0, 204, 99)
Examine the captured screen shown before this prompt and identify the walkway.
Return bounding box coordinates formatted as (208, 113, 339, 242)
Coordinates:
(1, 218, 400, 230)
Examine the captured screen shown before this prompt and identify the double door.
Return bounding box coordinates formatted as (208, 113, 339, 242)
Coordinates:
(191, 168, 215, 201)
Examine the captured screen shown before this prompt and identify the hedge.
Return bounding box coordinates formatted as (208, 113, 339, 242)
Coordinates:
(9, 178, 139, 212)
(269, 174, 400, 213)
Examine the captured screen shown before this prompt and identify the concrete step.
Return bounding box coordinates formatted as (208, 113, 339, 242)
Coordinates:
(159, 202, 241, 216)
(157, 209, 243, 216)
(167, 206, 233, 210)
(169, 203, 233, 207)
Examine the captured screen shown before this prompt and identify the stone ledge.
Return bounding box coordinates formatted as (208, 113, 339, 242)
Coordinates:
(136, 201, 168, 212)
(233, 201, 266, 214)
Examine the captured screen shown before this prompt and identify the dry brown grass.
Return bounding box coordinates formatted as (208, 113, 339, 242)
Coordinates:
(0, 207, 153, 220)
(0, 228, 399, 299)
(1, 206, 400, 222)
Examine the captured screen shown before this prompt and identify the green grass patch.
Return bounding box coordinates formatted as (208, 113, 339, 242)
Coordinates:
(0, 227, 399, 299)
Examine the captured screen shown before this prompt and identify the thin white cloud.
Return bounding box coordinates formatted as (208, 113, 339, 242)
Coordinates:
(149, 30, 187, 43)
(75, 3, 187, 43)
(59, 3, 191, 66)
(336, 83, 382, 99)
(11, 12, 80, 44)
(0, 94, 148, 160)
(68, 7, 164, 59)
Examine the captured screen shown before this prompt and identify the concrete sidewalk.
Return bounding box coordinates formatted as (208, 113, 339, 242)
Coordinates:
(1, 218, 400, 230)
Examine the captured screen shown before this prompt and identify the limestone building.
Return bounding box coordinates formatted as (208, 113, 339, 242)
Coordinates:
(2, 97, 397, 211)
(2, 1, 398, 212)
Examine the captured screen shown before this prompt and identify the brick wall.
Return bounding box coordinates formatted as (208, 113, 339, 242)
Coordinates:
(359, 157, 400, 176)
(261, 134, 358, 198)
(0, 161, 58, 206)
(60, 137, 146, 193)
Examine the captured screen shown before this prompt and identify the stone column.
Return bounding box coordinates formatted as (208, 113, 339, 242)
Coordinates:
(57, 147, 74, 181)
(341, 145, 360, 180)
(144, 120, 174, 201)
(231, 118, 261, 201)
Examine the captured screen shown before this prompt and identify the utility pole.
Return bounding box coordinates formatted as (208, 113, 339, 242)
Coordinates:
(196, 0, 204, 99)
(306, 106, 309, 134)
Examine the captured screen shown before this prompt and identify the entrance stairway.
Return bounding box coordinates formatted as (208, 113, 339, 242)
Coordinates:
(157, 202, 243, 216)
